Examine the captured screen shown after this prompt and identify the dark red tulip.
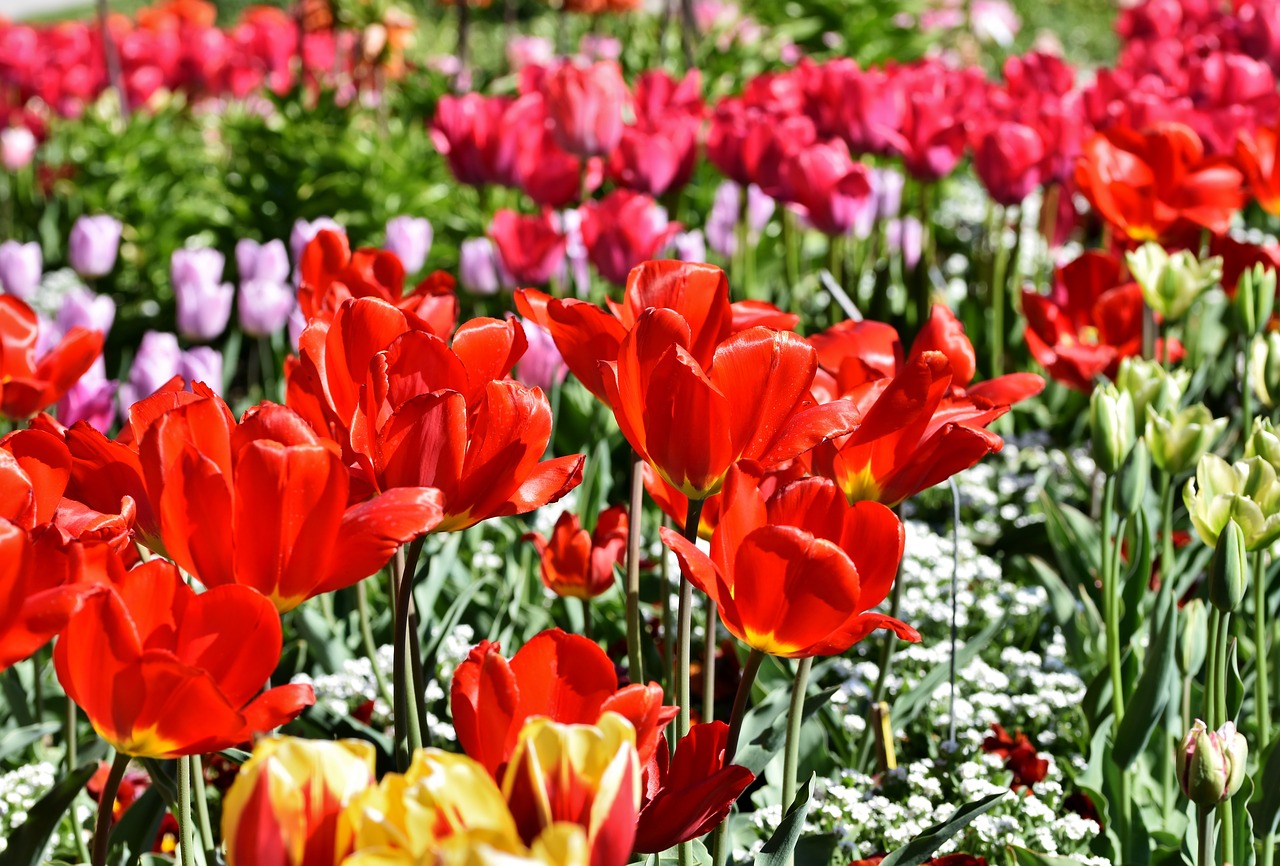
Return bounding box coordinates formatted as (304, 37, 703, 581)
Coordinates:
(490, 210, 568, 287)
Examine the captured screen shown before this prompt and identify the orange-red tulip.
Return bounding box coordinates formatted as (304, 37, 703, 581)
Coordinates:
(297, 230, 458, 335)
(0, 295, 103, 420)
(54, 559, 314, 757)
(1074, 123, 1245, 244)
(1236, 123, 1280, 216)
(662, 467, 917, 658)
(526, 505, 627, 599)
(139, 391, 444, 611)
(600, 307, 858, 499)
(450, 629, 676, 779)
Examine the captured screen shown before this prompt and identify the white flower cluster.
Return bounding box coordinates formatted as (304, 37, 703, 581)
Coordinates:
(292, 623, 477, 743)
(0, 761, 58, 855)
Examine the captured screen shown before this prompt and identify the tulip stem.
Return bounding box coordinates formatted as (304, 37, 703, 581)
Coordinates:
(675, 498, 705, 866)
(176, 750, 195, 866)
(357, 580, 394, 711)
(1255, 550, 1271, 749)
(703, 603, 717, 723)
(581, 597, 593, 641)
(190, 755, 215, 864)
(711, 647, 765, 866)
(783, 657, 813, 815)
(91, 751, 129, 866)
(989, 205, 1008, 380)
(392, 544, 425, 768)
(626, 452, 646, 684)
(782, 210, 801, 304)
(1198, 806, 1215, 866)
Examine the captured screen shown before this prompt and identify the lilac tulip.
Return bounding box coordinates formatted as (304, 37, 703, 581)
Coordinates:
(385, 216, 433, 275)
(671, 229, 707, 264)
(874, 169, 905, 221)
(1, 127, 36, 172)
(236, 238, 290, 284)
(459, 237, 505, 296)
(507, 35, 554, 71)
(0, 240, 41, 300)
(68, 215, 123, 278)
(119, 331, 183, 411)
(173, 247, 233, 342)
(58, 357, 117, 431)
(57, 286, 116, 337)
(706, 182, 741, 259)
(515, 318, 568, 392)
(886, 217, 924, 271)
(239, 278, 295, 337)
(290, 217, 344, 264)
(180, 346, 223, 393)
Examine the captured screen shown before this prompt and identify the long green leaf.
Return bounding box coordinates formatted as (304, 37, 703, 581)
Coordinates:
(754, 776, 814, 866)
(734, 687, 838, 776)
(0, 762, 96, 866)
(1250, 740, 1280, 838)
(107, 787, 166, 866)
(0, 722, 59, 765)
(877, 791, 1008, 866)
(1114, 586, 1177, 769)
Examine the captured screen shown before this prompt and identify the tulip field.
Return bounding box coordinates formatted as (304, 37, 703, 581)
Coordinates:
(4, 0, 1280, 863)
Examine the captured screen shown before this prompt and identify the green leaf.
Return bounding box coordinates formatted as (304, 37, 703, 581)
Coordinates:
(1024, 556, 1077, 628)
(0, 762, 96, 866)
(1009, 848, 1088, 866)
(1250, 739, 1280, 838)
(0, 723, 59, 765)
(892, 617, 1002, 731)
(1037, 492, 1102, 592)
(734, 688, 838, 776)
(754, 775, 814, 866)
(107, 787, 166, 866)
(657, 839, 712, 865)
(877, 791, 1008, 866)
(1114, 586, 1177, 769)
(1120, 510, 1154, 639)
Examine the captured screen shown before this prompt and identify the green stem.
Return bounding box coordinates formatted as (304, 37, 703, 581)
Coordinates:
(783, 657, 813, 814)
(990, 206, 1009, 380)
(357, 580, 394, 710)
(782, 209, 800, 305)
(91, 751, 129, 866)
(828, 235, 843, 292)
(391, 545, 424, 768)
(1198, 807, 1215, 866)
(176, 750, 195, 866)
(1160, 473, 1176, 591)
(703, 601, 717, 723)
(1256, 549, 1271, 749)
(675, 497, 705, 866)
(711, 648, 766, 866)
(65, 696, 77, 773)
(190, 755, 215, 864)
(626, 452, 646, 684)
(1205, 609, 1221, 724)
(581, 596, 593, 641)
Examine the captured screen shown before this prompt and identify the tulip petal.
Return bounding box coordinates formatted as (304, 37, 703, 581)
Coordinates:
(319, 487, 445, 595)
(451, 641, 522, 777)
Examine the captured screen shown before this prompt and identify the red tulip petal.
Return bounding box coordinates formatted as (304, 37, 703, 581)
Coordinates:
(450, 641, 521, 777)
(317, 487, 444, 595)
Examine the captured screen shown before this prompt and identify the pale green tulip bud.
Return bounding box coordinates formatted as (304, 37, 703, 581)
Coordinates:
(1250, 332, 1280, 409)
(1178, 720, 1248, 806)
(1146, 404, 1226, 476)
(1126, 243, 1222, 321)
(1236, 264, 1276, 336)
(1090, 384, 1136, 476)
(1184, 454, 1280, 551)
(1177, 599, 1208, 677)
(1210, 519, 1248, 612)
(1116, 439, 1150, 518)
(1245, 417, 1280, 472)
(1116, 356, 1187, 419)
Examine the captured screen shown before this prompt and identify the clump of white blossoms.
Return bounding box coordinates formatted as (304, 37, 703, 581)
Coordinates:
(0, 761, 65, 857)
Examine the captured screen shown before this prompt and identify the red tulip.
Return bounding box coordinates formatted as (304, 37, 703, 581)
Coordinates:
(0, 295, 103, 421)
(541, 60, 628, 158)
(450, 628, 677, 778)
(490, 209, 568, 287)
(600, 307, 858, 498)
(296, 230, 458, 335)
(430, 92, 521, 188)
(1074, 123, 1245, 243)
(580, 190, 680, 287)
(633, 722, 754, 852)
(1211, 234, 1280, 294)
(139, 391, 444, 611)
(662, 466, 917, 657)
(526, 505, 627, 599)
(1236, 122, 1280, 215)
(973, 121, 1045, 206)
(1022, 251, 1156, 391)
(514, 115, 603, 208)
(607, 70, 702, 198)
(982, 724, 1049, 790)
(54, 558, 313, 757)
(892, 87, 967, 182)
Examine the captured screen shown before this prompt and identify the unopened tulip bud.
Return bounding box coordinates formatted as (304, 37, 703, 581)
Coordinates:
(1250, 332, 1280, 409)
(222, 736, 376, 866)
(1116, 356, 1186, 419)
(172, 247, 233, 342)
(1178, 599, 1208, 677)
(1185, 454, 1280, 551)
(1116, 439, 1149, 518)
(1236, 264, 1276, 337)
(1, 126, 37, 172)
(1090, 384, 1136, 476)
(1126, 243, 1220, 321)
(385, 215, 433, 275)
(1146, 404, 1226, 476)
(1210, 519, 1248, 612)
(1178, 720, 1248, 807)
(0, 240, 42, 301)
(68, 215, 123, 279)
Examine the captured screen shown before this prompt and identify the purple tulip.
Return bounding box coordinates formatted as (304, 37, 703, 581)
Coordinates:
(180, 346, 223, 393)
(58, 357, 117, 431)
(173, 247, 233, 342)
(236, 238, 290, 284)
(706, 182, 740, 259)
(290, 217, 344, 264)
(515, 318, 568, 392)
(385, 216, 433, 275)
(579, 33, 622, 61)
(68, 215, 123, 279)
(746, 183, 775, 233)
(459, 237, 505, 296)
(671, 229, 707, 264)
(57, 286, 115, 338)
(0, 240, 42, 300)
(239, 278, 295, 337)
(874, 169, 905, 221)
(119, 331, 182, 410)
(507, 35, 554, 71)
(886, 217, 923, 271)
